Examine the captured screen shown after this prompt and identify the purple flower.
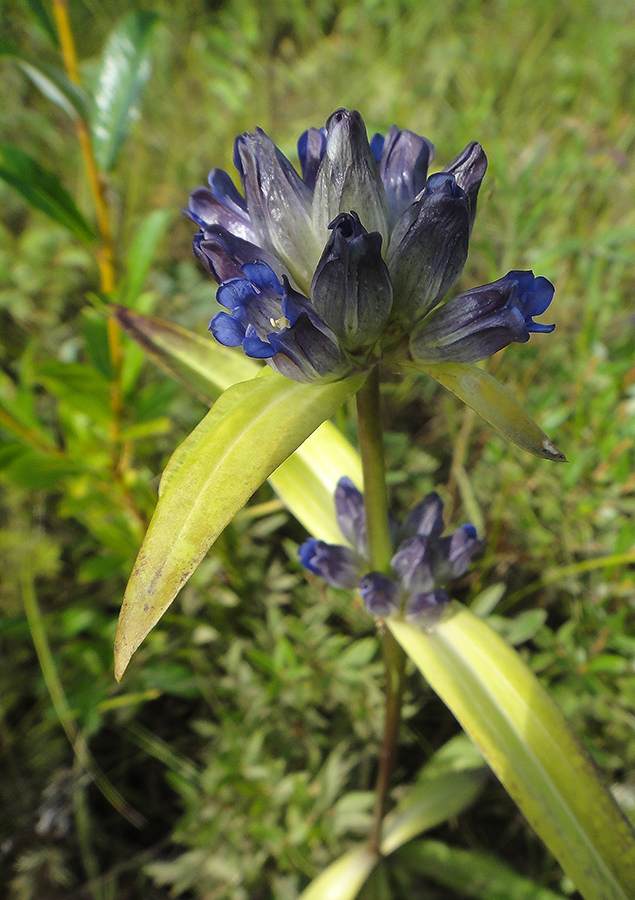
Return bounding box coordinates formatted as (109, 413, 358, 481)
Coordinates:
(298, 479, 483, 621)
(188, 108, 555, 382)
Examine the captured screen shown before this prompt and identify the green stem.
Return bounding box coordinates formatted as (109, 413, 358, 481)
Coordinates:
(355, 367, 392, 575)
(355, 366, 407, 855)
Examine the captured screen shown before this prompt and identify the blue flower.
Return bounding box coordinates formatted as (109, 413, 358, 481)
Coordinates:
(188, 109, 555, 383)
(298, 478, 483, 621)
(410, 270, 555, 364)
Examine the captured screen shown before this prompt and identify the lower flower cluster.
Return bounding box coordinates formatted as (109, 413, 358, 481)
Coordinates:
(298, 478, 483, 620)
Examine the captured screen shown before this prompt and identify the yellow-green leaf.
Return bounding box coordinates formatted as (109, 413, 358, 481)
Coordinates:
(114, 369, 364, 680)
(389, 606, 635, 900)
(417, 361, 566, 461)
(114, 305, 362, 541)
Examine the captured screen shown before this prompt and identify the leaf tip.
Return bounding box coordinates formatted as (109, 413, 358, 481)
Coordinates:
(541, 437, 567, 463)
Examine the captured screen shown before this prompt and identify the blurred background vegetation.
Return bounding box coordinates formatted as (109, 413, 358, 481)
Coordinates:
(1, 0, 634, 897)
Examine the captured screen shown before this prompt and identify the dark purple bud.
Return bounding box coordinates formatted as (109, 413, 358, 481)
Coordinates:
(359, 572, 400, 617)
(387, 173, 470, 325)
(430, 525, 484, 584)
(390, 534, 435, 595)
(372, 125, 434, 226)
(405, 589, 451, 622)
(401, 492, 445, 540)
(311, 212, 393, 353)
(312, 109, 390, 242)
(335, 477, 367, 556)
(442, 142, 488, 232)
(298, 127, 327, 192)
(410, 271, 555, 364)
(298, 539, 361, 589)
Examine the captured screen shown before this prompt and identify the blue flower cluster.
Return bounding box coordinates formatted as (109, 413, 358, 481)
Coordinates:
(298, 478, 483, 620)
(188, 109, 555, 383)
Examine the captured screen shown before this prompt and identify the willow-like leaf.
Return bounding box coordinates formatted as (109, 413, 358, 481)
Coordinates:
(0, 46, 90, 121)
(122, 210, 172, 308)
(0, 144, 95, 243)
(394, 839, 566, 899)
(114, 369, 364, 680)
(388, 606, 635, 900)
(413, 361, 566, 461)
(91, 11, 159, 171)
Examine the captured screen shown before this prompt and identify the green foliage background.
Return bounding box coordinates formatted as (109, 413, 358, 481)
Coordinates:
(1, 0, 634, 897)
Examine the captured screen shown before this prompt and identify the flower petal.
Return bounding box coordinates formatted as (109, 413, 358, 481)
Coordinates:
(186, 183, 255, 242)
(409, 272, 555, 364)
(335, 476, 367, 555)
(297, 126, 327, 192)
(359, 571, 400, 616)
(442, 142, 488, 232)
(401, 492, 445, 540)
(194, 226, 289, 284)
(391, 534, 435, 595)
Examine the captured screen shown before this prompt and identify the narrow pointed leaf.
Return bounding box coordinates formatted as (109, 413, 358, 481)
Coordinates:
(114, 369, 364, 680)
(123, 209, 172, 308)
(0, 143, 95, 242)
(381, 768, 487, 855)
(15, 57, 89, 121)
(114, 306, 363, 541)
(395, 839, 566, 900)
(26, 0, 58, 45)
(91, 10, 159, 171)
(388, 606, 635, 900)
(416, 361, 566, 461)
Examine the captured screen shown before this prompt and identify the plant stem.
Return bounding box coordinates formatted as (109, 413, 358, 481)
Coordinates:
(355, 367, 407, 855)
(355, 367, 392, 575)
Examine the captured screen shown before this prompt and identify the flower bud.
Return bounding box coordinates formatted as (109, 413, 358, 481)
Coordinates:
(312, 109, 390, 243)
(371, 125, 434, 226)
(311, 212, 393, 353)
(387, 173, 470, 326)
(442, 142, 488, 232)
(409, 270, 555, 364)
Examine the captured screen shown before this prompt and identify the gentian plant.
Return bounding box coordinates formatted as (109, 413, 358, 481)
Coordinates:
(114, 110, 635, 899)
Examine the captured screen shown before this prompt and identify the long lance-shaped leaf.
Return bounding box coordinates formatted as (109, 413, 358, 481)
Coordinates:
(410, 361, 566, 461)
(299, 755, 488, 900)
(114, 369, 364, 680)
(394, 839, 566, 900)
(0, 143, 95, 243)
(388, 606, 635, 900)
(0, 45, 90, 121)
(91, 10, 159, 172)
(115, 306, 363, 542)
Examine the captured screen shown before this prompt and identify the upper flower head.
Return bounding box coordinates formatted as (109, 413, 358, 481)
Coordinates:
(188, 109, 555, 383)
(298, 477, 483, 621)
